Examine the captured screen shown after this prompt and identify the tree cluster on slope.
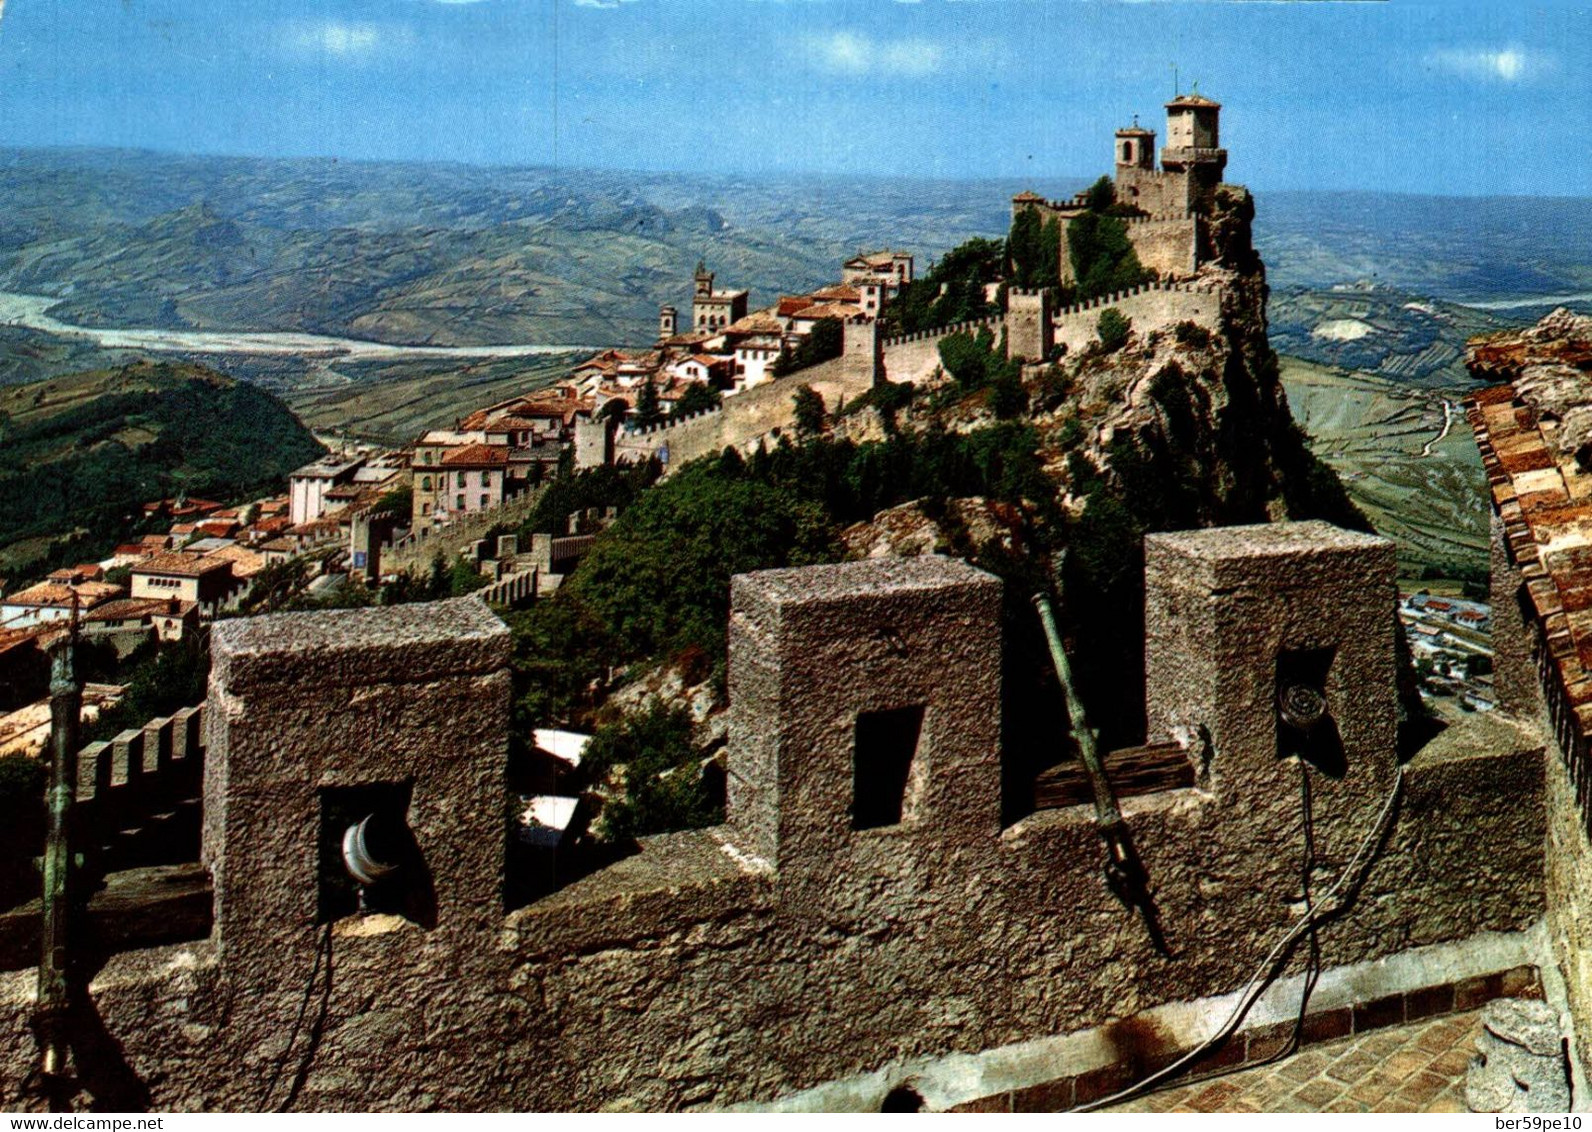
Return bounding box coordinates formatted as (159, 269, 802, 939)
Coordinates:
(881, 238, 1005, 337)
(771, 317, 843, 378)
(0, 364, 324, 577)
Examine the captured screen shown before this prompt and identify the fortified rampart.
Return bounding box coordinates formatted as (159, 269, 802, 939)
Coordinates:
(1005, 281, 1222, 362)
(385, 488, 546, 577)
(615, 281, 1219, 476)
(1120, 214, 1200, 281)
(1012, 199, 1200, 288)
(614, 316, 979, 472)
(0, 522, 1554, 1111)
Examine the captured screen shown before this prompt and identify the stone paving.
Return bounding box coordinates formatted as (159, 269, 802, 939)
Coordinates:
(1110, 1010, 1481, 1113)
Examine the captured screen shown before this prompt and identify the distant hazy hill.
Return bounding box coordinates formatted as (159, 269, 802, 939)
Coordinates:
(3, 148, 1589, 400)
(0, 148, 1037, 351)
(0, 361, 324, 574)
(1267, 285, 1516, 389)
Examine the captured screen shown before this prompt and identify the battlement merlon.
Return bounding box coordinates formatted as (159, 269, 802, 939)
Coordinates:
(1145, 521, 1399, 820)
(725, 557, 1003, 874)
(204, 598, 512, 970)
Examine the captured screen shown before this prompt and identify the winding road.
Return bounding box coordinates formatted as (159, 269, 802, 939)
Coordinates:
(1421, 399, 1455, 458)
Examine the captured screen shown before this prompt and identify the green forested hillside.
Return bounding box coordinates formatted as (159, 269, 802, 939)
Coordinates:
(0, 361, 324, 573)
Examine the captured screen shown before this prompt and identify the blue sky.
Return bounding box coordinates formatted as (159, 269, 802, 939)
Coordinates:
(0, 1, 1586, 195)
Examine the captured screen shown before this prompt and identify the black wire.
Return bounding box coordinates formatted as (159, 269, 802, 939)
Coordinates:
(279, 921, 336, 1113)
(1099, 759, 1328, 1106)
(1290, 759, 1324, 1055)
(261, 920, 332, 1111)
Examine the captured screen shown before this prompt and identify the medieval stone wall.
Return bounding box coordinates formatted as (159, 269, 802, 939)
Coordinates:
(385, 488, 545, 577)
(1115, 167, 1193, 217)
(614, 321, 986, 473)
(1124, 216, 1199, 280)
(1028, 282, 1221, 360)
(0, 526, 1554, 1112)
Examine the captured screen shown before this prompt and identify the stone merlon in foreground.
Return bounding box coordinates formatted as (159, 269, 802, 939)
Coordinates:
(0, 526, 1558, 1111)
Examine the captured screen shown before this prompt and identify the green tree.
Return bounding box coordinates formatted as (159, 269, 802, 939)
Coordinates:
(1006, 208, 1064, 290)
(81, 636, 211, 744)
(563, 461, 837, 666)
(675, 382, 722, 417)
(1097, 307, 1132, 351)
(793, 384, 826, 439)
(773, 317, 844, 377)
(450, 557, 490, 596)
(1084, 175, 1115, 213)
(635, 378, 664, 428)
(369, 485, 412, 518)
(939, 331, 990, 390)
(882, 237, 1005, 336)
(1067, 212, 1151, 300)
(1006, 207, 1045, 287)
(989, 373, 1029, 420)
(582, 700, 719, 843)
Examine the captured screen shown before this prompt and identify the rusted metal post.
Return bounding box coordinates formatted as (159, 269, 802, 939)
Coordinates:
(1032, 592, 1122, 830)
(34, 633, 80, 1083)
(1033, 590, 1164, 951)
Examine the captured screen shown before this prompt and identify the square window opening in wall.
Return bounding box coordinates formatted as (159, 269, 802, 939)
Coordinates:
(852, 705, 926, 831)
(318, 780, 435, 927)
(1276, 645, 1347, 778)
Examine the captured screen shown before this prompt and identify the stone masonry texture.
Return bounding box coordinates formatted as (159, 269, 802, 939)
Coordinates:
(0, 541, 1554, 1111)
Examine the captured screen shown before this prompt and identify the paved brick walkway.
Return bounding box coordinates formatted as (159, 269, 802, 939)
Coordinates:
(1110, 1010, 1480, 1113)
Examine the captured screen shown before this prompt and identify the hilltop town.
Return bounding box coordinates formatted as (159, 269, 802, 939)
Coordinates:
(3, 90, 1569, 1117)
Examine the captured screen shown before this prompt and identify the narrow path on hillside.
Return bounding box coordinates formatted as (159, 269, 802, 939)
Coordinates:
(1421, 399, 1455, 458)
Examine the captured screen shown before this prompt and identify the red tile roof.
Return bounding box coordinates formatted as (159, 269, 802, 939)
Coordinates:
(440, 444, 511, 467)
(132, 553, 232, 579)
(791, 302, 862, 322)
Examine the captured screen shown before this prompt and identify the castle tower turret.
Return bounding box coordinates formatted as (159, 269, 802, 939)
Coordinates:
(659, 305, 678, 339)
(1160, 93, 1227, 211)
(694, 262, 714, 298)
(1115, 122, 1156, 173)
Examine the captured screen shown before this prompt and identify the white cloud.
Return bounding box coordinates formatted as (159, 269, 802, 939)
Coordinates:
(284, 20, 411, 60)
(574, 0, 640, 8)
(1425, 46, 1545, 84)
(803, 31, 944, 79)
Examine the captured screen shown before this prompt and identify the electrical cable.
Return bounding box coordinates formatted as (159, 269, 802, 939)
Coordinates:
(1069, 760, 1404, 1113)
(260, 920, 332, 1111)
(1086, 760, 1331, 1107)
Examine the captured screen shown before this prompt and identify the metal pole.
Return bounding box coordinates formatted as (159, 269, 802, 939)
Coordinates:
(34, 626, 81, 1083)
(1032, 588, 1169, 957)
(1032, 592, 1123, 831)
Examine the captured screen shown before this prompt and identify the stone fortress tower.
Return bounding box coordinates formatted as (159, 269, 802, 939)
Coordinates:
(1106, 93, 1229, 217)
(1145, 92, 1228, 214)
(1008, 91, 1232, 303)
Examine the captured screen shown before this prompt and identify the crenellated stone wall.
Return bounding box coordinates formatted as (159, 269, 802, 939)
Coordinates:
(1005, 281, 1222, 362)
(614, 321, 966, 473)
(0, 528, 1554, 1112)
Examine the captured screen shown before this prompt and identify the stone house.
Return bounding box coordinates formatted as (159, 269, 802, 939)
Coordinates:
(129, 553, 235, 612)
